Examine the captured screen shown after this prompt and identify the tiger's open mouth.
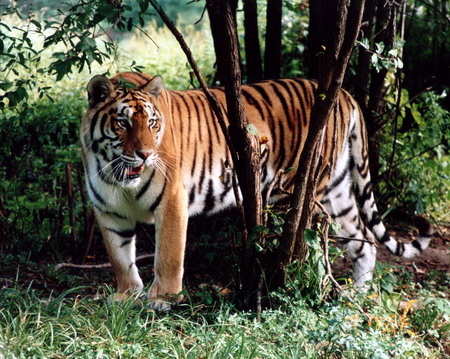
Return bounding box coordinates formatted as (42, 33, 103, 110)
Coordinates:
(126, 163, 145, 179)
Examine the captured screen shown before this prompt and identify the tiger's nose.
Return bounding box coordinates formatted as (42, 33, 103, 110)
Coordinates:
(136, 150, 152, 160)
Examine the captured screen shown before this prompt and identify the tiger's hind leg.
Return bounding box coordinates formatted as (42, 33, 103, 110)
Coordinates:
(324, 199, 377, 288)
(340, 226, 377, 288)
(322, 167, 377, 289)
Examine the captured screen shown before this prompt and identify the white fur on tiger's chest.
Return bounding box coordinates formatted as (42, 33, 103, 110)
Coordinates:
(87, 164, 168, 224)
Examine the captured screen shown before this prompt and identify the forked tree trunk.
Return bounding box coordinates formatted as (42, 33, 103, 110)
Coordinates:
(271, 0, 366, 289)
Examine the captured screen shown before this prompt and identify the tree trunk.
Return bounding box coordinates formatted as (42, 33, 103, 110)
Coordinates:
(354, 0, 376, 113)
(264, 0, 282, 79)
(206, 0, 238, 85)
(209, 0, 264, 303)
(272, 0, 366, 289)
(307, 0, 341, 80)
(157, 0, 263, 305)
(243, 0, 263, 82)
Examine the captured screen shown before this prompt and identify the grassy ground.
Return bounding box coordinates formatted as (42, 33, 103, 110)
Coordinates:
(1, 256, 449, 359)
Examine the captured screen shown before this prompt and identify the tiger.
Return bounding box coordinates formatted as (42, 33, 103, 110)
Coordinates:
(80, 71, 432, 310)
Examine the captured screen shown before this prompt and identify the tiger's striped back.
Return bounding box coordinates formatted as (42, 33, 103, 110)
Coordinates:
(113, 72, 357, 216)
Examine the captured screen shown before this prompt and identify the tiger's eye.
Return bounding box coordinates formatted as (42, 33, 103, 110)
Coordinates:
(117, 119, 129, 129)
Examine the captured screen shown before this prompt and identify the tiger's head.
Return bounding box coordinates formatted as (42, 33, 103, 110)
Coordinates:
(81, 74, 167, 188)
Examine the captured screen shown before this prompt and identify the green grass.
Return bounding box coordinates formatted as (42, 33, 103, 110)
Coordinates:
(1, 266, 449, 359)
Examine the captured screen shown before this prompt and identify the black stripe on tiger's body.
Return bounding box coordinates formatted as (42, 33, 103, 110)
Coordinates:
(80, 72, 433, 310)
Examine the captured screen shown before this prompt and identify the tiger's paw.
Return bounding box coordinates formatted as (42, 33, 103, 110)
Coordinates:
(106, 289, 145, 306)
(107, 292, 142, 306)
(148, 299, 173, 312)
(148, 280, 183, 312)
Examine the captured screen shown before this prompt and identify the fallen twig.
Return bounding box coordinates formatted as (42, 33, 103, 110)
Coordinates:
(55, 253, 155, 270)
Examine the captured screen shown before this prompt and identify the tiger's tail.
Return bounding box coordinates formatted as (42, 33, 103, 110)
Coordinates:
(350, 106, 433, 257)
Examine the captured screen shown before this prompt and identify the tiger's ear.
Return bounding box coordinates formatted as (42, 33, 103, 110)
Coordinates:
(87, 75, 114, 108)
(143, 76, 164, 98)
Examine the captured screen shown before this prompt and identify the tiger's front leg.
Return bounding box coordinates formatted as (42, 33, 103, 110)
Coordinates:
(148, 185, 188, 311)
(96, 212, 144, 302)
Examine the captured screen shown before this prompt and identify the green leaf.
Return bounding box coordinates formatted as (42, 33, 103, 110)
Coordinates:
(371, 53, 378, 66)
(139, 0, 149, 13)
(329, 222, 341, 236)
(30, 19, 42, 31)
(127, 17, 133, 31)
(0, 22, 12, 31)
(304, 229, 320, 250)
(388, 48, 398, 57)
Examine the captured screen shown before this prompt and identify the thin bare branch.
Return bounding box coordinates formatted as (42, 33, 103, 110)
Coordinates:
(55, 253, 155, 270)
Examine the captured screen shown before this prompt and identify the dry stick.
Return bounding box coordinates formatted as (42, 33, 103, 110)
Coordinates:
(148, 0, 246, 234)
(328, 235, 377, 246)
(314, 200, 370, 321)
(148, 0, 234, 158)
(76, 166, 88, 237)
(428, 213, 446, 239)
(314, 200, 342, 296)
(80, 211, 96, 265)
(51, 177, 65, 242)
(55, 253, 155, 270)
(65, 164, 78, 251)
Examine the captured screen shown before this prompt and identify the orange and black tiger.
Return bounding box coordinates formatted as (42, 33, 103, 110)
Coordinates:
(81, 72, 432, 310)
